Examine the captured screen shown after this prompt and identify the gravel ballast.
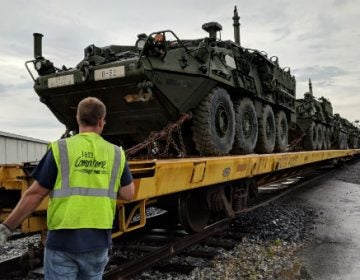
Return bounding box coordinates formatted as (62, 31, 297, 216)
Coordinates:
(134, 203, 316, 280)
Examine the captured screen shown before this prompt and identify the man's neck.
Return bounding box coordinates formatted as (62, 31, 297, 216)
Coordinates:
(79, 126, 101, 134)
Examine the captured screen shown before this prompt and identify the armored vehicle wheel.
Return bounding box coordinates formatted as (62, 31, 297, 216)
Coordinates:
(232, 98, 258, 154)
(317, 124, 324, 150)
(339, 132, 347, 149)
(322, 126, 326, 149)
(335, 132, 343, 149)
(322, 126, 329, 150)
(350, 136, 358, 149)
(304, 122, 317, 150)
(177, 191, 210, 233)
(344, 134, 349, 149)
(192, 87, 235, 156)
(256, 104, 275, 154)
(339, 133, 344, 149)
(326, 128, 332, 149)
(274, 110, 288, 152)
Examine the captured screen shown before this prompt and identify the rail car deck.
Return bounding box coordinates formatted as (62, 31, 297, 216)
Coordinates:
(129, 150, 360, 199)
(1, 149, 359, 237)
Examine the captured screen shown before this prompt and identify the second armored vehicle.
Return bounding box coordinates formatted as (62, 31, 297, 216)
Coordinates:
(295, 79, 333, 150)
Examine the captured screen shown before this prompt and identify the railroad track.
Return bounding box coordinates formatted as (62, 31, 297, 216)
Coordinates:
(0, 160, 351, 279)
(103, 164, 338, 279)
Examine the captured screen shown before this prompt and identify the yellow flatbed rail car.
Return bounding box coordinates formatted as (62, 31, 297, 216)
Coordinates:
(1, 149, 359, 237)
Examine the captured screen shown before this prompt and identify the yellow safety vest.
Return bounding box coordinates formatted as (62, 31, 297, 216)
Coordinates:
(48, 132, 125, 230)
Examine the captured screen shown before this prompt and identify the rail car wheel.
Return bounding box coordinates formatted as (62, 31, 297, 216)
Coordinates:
(274, 110, 288, 152)
(256, 105, 275, 153)
(192, 87, 235, 156)
(177, 191, 210, 233)
(232, 98, 258, 154)
(304, 122, 317, 150)
(317, 124, 324, 150)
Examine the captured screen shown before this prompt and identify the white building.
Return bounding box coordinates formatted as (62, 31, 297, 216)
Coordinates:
(0, 131, 48, 164)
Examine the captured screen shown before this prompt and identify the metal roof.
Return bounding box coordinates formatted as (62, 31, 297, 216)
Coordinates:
(0, 131, 49, 144)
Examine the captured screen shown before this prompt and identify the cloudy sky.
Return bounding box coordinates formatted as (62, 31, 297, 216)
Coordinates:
(0, 0, 359, 141)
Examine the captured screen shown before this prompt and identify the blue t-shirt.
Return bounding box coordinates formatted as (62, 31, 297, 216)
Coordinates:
(32, 149, 133, 253)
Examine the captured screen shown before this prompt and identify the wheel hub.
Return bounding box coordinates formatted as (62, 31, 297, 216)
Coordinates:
(215, 104, 229, 137)
(243, 112, 252, 138)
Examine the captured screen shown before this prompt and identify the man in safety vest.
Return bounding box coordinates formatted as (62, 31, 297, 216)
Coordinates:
(0, 97, 135, 279)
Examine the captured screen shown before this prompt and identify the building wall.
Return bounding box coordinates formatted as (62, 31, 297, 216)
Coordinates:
(0, 132, 48, 164)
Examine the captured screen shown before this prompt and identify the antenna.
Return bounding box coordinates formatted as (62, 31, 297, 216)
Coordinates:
(308, 78, 313, 96)
(233, 6, 241, 45)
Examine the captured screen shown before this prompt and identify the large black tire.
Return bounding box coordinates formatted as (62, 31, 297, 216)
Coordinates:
(317, 124, 323, 150)
(344, 133, 349, 149)
(336, 132, 343, 149)
(326, 128, 332, 149)
(274, 110, 288, 152)
(192, 87, 235, 156)
(304, 122, 317, 150)
(256, 105, 275, 154)
(232, 98, 258, 154)
(323, 127, 330, 150)
(350, 136, 358, 149)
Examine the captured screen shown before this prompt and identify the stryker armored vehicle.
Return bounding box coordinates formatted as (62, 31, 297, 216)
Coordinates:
(26, 7, 296, 157)
(295, 79, 333, 150)
(332, 114, 349, 149)
(350, 121, 360, 148)
(332, 114, 360, 149)
(345, 120, 359, 149)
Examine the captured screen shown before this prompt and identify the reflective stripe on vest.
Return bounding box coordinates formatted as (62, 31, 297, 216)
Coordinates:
(50, 138, 121, 200)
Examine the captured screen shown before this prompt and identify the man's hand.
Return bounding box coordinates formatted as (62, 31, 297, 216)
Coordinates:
(0, 224, 12, 245)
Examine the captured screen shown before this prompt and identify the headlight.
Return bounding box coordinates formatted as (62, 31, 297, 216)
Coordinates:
(34, 59, 55, 76)
(35, 60, 43, 71)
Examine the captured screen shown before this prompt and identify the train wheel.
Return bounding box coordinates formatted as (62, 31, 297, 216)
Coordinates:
(317, 124, 323, 150)
(192, 87, 235, 156)
(256, 104, 275, 153)
(177, 191, 210, 233)
(232, 98, 258, 154)
(274, 110, 288, 152)
(304, 122, 317, 150)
